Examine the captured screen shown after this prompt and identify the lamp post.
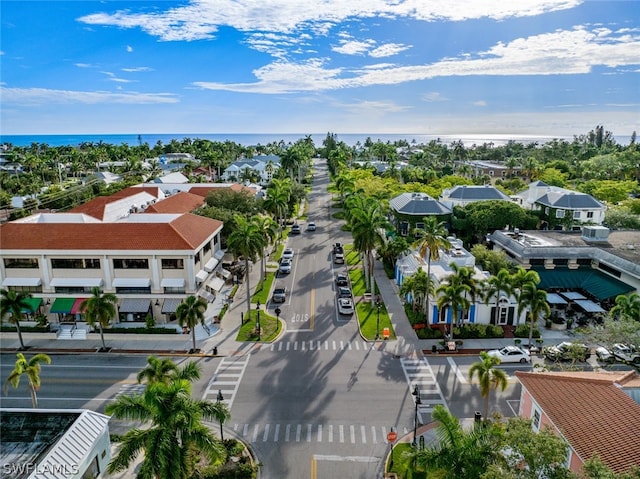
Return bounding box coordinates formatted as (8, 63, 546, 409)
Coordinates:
(216, 389, 224, 441)
(375, 295, 381, 340)
(412, 385, 421, 446)
(256, 301, 261, 340)
(274, 307, 281, 323)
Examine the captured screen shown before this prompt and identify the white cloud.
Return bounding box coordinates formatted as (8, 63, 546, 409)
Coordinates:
(338, 99, 412, 115)
(370, 43, 410, 58)
(75, 63, 94, 68)
(473, 100, 487, 107)
(423, 92, 448, 102)
(121, 67, 153, 72)
(332, 39, 375, 55)
(0, 87, 178, 105)
(126, 45, 133, 52)
(77, 1, 581, 42)
(193, 27, 640, 93)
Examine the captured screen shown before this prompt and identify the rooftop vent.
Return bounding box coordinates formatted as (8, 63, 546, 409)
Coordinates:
(581, 225, 610, 243)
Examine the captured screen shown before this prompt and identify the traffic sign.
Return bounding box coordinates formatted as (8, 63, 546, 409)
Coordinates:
(387, 431, 397, 442)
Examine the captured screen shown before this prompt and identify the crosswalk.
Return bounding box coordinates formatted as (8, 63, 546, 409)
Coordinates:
(401, 357, 448, 422)
(231, 422, 409, 445)
(269, 339, 381, 352)
(115, 383, 146, 397)
(203, 355, 250, 408)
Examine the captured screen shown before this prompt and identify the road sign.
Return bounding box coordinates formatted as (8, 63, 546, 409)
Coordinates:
(387, 431, 397, 442)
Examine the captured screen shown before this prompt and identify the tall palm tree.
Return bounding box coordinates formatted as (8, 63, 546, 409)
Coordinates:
(105, 379, 225, 479)
(226, 215, 266, 315)
(447, 262, 481, 330)
(511, 268, 541, 325)
(518, 282, 550, 349)
(176, 295, 208, 353)
(416, 217, 451, 323)
(469, 351, 509, 420)
(4, 352, 52, 407)
(349, 200, 389, 304)
(436, 281, 470, 342)
(610, 292, 640, 321)
(137, 356, 201, 385)
(263, 178, 291, 234)
(79, 287, 118, 352)
(399, 269, 434, 320)
(485, 269, 514, 324)
(212, 396, 231, 442)
(253, 214, 279, 282)
(0, 289, 33, 350)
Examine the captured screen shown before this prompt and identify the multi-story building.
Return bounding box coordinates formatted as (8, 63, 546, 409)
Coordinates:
(0, 184, 227, 325)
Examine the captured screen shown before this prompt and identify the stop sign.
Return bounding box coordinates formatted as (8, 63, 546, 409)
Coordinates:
(387, 431, 398, 442)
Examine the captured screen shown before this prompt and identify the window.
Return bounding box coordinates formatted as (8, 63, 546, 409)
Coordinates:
(115, 286, 151, 294)
(51, 258, 100, 269)
(544, 207, 549, 215)
(573, 211, 581, 219)
(55, 286, 93, 294)
(532, 408, 541, 431)
(415, 222, 425, 230)
(4, 258, 39, 268)
(194, 252, 201, 264)
(161, 258, 184, 269)
(8, 285, 42, 293)
(489, 170, 495, 176)
(203, 242, 211, 254)
(164, 286, 185, 294)
(555, 209, 565, 218)
(113, 258, 149, 269)
(587, 211, 594, 219)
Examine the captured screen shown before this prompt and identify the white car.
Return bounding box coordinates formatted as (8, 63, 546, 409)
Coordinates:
(307, 222, 316, 231)
(278, 259, 292, 274)
(338, 298, 354, 315)
(612, 343, 640, 364)
(486, 346, 531, 364)
(282, 248, 294, 260)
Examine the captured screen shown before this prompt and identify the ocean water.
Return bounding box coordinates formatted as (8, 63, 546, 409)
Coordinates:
(0, 132, 586, 148)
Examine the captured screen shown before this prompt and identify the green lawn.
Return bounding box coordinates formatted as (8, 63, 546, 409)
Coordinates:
(345, 247, 360, 266)
(349, 268, 368, 296)
(236, 309, 281, 342)
(356, 299, 396, 340)
(387, 443, 423, 478)
(251, 271, 275, 305)
(269, 242, 285, 261)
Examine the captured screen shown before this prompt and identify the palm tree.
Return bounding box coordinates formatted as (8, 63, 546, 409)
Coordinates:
(4, 352, 52, 407)
(79, 287, 117, 352)
(413, 404, 500, 477)
(447, 262, 480, 331)
(105, 379, 225, 479)
(212, 394, 231, 442)
(485, 269, 514, 324)
(263, 178, 291, 234)
(399, 269, 434, 320)
(226, 215, 266, 315)
(518, 282, 550, 349)
(469, 351, 509, 419)
(253, 214, 279, 282)
(416, 218, 451, 323)
(349, 200, 389, 304)
(610, 292, 640, 321)
(137, 356, 201, 385)
(0, 289, 33, 350)
(511, 268, 541, 325)
(176, 295, 208, 353)
(436, 281, 470, 342)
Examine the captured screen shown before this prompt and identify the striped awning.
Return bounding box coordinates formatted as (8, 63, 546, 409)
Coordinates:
(119, 298, 151, 313)
(71, 298, 89, 314)
(50, 297, 76, 314)
(207, 276, 225, 292)
(50, 278, 103, 287)
(21, 297, 42, 314)
(160, 278, 185, 288)
(162, 298, 183, 314)
(575, 299, 606, 313)
(546, 293, 568, 305)
(112, 278, 151, 288)
(195, 270, 208, 282)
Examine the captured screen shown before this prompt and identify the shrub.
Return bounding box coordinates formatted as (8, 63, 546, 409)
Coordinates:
(514, 323, 540, 338)
(416, 327, 443, 339)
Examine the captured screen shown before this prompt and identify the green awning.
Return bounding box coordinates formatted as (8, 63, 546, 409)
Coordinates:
(50, 297, 76, 314)
(21, 297, 42, 314)
(534, 268, 634, 301)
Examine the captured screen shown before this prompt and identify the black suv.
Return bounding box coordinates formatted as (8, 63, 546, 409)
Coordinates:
(335, 273, 349, 286)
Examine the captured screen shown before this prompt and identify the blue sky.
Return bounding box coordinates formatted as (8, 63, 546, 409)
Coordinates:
(1, 0, 639, 137)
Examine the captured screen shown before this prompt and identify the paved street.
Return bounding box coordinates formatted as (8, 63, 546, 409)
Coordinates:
(1, 158, 607, 479)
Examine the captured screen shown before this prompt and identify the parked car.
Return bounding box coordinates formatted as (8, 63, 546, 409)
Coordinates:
(333, 251, 345, 264)
(290, 224, 301, 234)
(486, 346, 531, 364)
(543, 341, 591, 362)
(272, 287, 286, 303)
(595, 346, 615, 363)
(282, 248, 294, 260)
(337, 286, 352, 298)
(335, 273, 349, 286)
(333, 242, 343, 253)
(278, 259, 292, 274)
(307, 222, 316, 231)
(612, 343, 640, 364)
(337, 298, 355, 315)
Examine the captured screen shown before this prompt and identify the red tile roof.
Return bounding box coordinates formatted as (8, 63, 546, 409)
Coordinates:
(145, 192, 204, 213)
(69, 187, 162, 219)
(0, 214, 222, 251)
(516, 371, 640, 473)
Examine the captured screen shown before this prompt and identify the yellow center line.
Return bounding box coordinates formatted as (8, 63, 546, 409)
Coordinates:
(310, 455, 317, 479)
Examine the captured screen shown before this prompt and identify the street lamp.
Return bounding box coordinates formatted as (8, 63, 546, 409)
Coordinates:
(216, 389, 225, 441)
(274, 307, 281, 323)
(375, 295, 381, 340)
(412, 385, 422, 446)
(256, 301, 261, 340)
